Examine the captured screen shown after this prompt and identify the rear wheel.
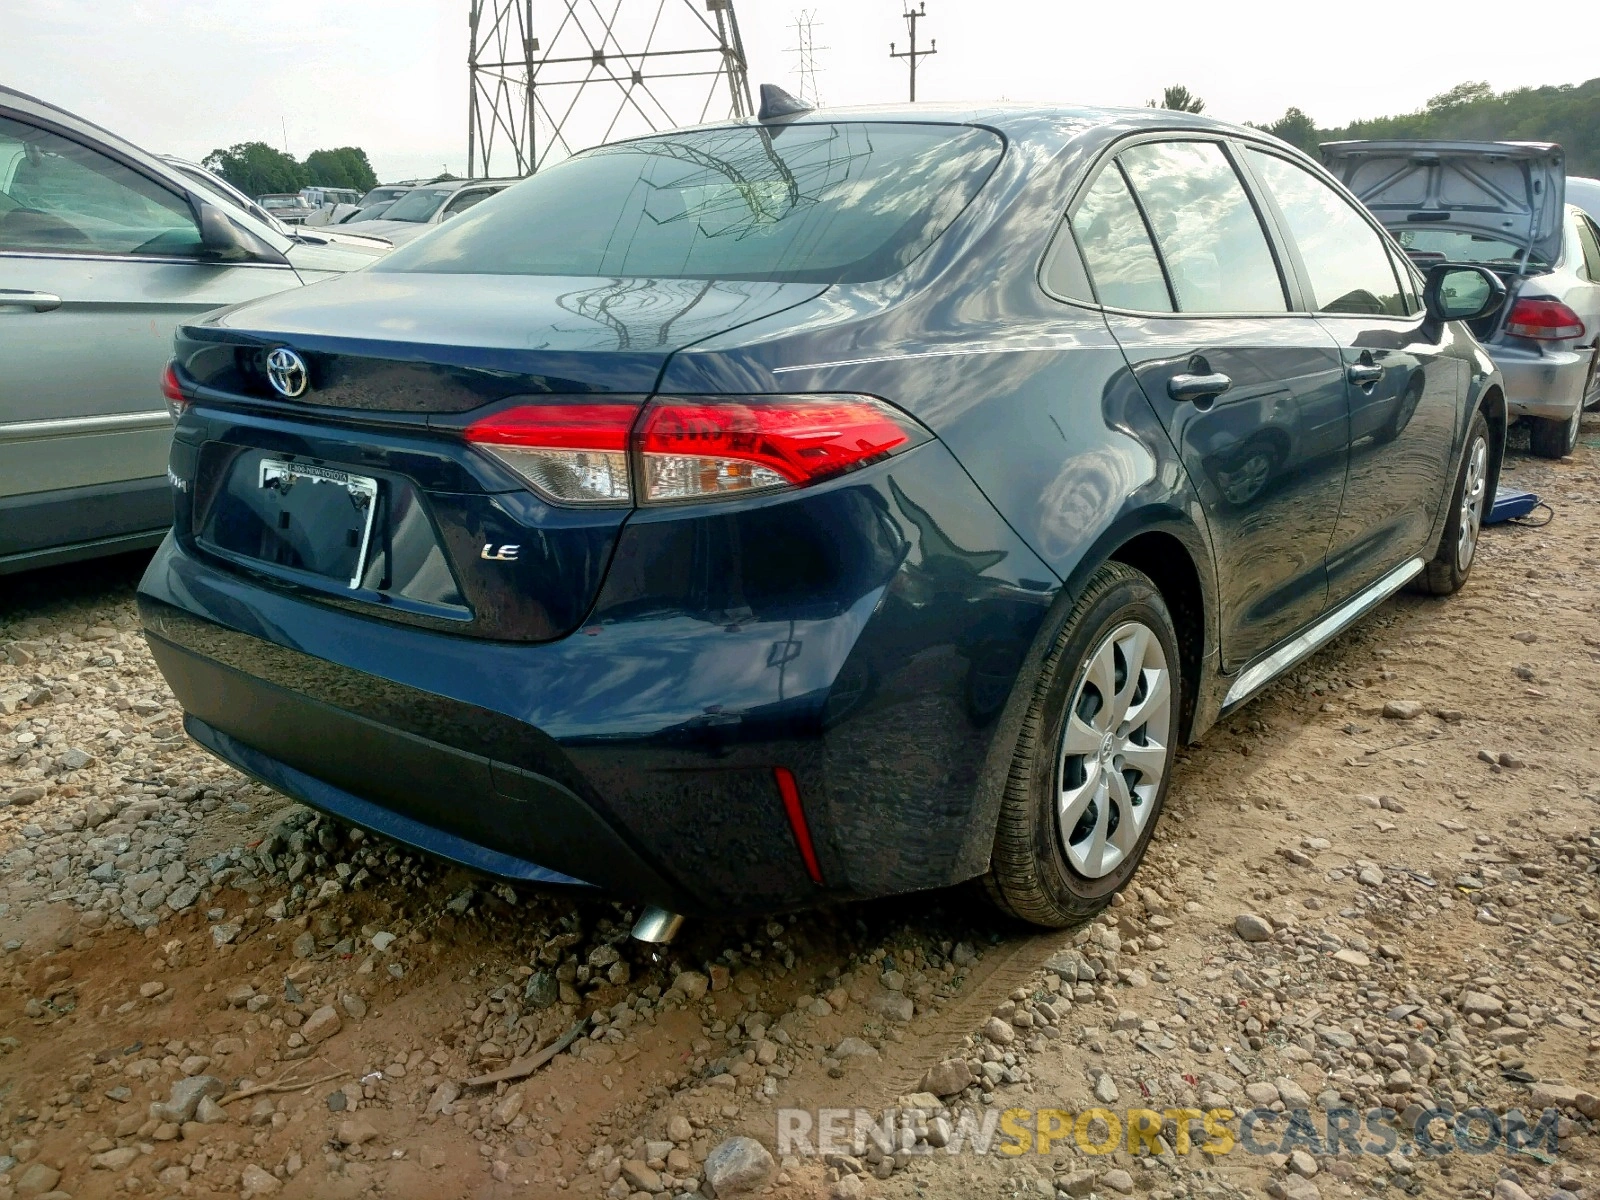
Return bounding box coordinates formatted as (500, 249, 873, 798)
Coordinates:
(1418, 410, 1490, 596)
(985, 562, 1180, 926)
(1528, 403, 1581, 459)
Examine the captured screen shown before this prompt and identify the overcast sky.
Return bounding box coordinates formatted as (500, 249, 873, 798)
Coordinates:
(5, 0, 1593, 183)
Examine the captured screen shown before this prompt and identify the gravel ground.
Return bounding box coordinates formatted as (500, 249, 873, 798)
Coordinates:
(1, 420, 1598, 1200)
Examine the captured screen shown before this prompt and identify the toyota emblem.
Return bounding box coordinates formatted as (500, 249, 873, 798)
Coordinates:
(265, 347, 309, 398)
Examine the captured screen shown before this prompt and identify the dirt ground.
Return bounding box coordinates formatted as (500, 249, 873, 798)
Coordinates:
(2, 417, 1598, 1200)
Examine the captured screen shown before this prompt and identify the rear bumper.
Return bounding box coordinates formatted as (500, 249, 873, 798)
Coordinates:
(1490, 344, 1591, 419)
(138, 444, 1057, 916)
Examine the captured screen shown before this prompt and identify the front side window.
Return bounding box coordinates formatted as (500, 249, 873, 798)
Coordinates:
(1069, 164, 1172, 312)
(1117, 140, 1287, 314)
(0, 115, 201, 256)
(443, 188, 493, 218)
(1247, 149, 1406, 317)
(375, 122, 1006, 284)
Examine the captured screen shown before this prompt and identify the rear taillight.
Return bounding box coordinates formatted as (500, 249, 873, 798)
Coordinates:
(1504, 297, 1586, 340)
(464, 395, 925, 507)
(638, 396, 917, 502)
(161, 362, 187, 419)
(465, 403, 638, 504)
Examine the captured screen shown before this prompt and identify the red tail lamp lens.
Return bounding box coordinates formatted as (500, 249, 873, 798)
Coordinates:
(1504, 297, 1585, 340)
(465, 403, 641, 505)
(161, 363, 187, 418)
(638, 396, 918, 502)
(463, 395, 924, 507)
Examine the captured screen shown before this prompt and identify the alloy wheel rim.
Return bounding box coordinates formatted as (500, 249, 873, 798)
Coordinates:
(1056, 620, 1172, 879)
(1456, 436, 1488, 572)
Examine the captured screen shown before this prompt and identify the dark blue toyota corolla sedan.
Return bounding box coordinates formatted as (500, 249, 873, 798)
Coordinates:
(140, 99, 1507, 935)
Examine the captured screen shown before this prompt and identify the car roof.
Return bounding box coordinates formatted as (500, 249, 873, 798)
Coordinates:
(651, 100, 1269, 155)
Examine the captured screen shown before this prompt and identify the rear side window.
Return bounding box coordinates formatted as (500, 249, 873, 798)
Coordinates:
(1069, 165, 1172, 312)
(1117, 140, 1287, 313)
(0, 115, 201, 257)
(1574, 213, 1600, 282)
(377, 123, 1005, 284)
(1246, 149, 1406, 317)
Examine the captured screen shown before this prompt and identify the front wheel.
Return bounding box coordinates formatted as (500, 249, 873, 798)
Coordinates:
(1417, 410, 1491, 596)
(985, 562, 1180, 927)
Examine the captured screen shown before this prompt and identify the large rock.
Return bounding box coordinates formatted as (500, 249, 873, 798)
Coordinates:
(241, 1162, 282, 1195)
(154, 1074, 224, 1123)
(1235, 913, 1273, 942)
(982, 1016, 1015, 1046)
(703, 1136, 774, 1196)
(336, 1117, 378, 1146)
(672, 971, 709, 1002)
(869, 991, 914, 1023)
(301, 1005, 342, 1044)
(919, 1058, 973, 1097)
(15, 1163, 61, 1196)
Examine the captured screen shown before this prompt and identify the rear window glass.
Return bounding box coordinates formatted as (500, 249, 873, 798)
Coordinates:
(374, 122, 1005, 284)
(383, 188, 453, 222)
(1394, 227, 1544, 267)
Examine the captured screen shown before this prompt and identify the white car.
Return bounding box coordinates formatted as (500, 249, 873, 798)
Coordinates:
(1327, 141, 1600, 456)
(349, 178, 518, 246)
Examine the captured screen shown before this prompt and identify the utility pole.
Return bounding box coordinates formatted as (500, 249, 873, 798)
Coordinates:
(889, 2, 935, 103)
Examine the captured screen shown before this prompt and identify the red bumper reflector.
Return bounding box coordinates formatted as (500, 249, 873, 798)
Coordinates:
(774, 767, 823, 885)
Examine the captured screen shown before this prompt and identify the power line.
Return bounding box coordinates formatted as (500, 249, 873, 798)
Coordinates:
(788, 9, 827, 107)
(466, 0, 754, 179)
(889, 2, 936, 103)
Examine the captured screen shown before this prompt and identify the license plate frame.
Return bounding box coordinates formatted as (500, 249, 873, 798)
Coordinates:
(257, 457, 380, 590)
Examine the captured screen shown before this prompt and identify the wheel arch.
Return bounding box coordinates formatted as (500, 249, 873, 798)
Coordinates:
(1050, 505, 1220, 745)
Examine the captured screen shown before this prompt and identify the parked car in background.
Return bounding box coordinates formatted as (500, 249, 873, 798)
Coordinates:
(339, 198, 400, 224)
(355, 184, 412, 211)
(300, 186, 362, 211)
(141, 101, 1505, 931)
(0, 83, 391, 574)
(347, 177, 518, 245)
(256, 193, 314, 224)
(1325, 141, 1600, 455)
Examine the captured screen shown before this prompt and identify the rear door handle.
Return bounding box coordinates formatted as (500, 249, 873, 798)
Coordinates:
(0, 290, 62, 312)
(1167, 372, 1232, 402)
(1347, 363, 1384, 386)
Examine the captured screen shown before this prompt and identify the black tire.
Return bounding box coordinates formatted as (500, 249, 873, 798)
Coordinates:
(985, 561, 1181, 927)
(1528, 405, 1581, 459)
(1417, 410, 1491, 596)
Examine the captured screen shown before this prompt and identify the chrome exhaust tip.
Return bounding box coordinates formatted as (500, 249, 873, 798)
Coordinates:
(630, 906, 685, 945)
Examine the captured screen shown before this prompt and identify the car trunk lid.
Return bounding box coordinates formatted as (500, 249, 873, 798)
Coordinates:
(171, 272, 827, 641)
(1321, 139, 1566, 273)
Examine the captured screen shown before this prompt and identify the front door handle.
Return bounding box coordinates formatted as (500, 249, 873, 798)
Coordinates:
(0, 290, 62, 312)
(1347, 363, 1384, 387)
(1168, 372, 1232, 402)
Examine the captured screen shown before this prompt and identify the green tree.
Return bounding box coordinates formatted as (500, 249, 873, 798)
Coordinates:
(202, 142, 306, 198)
(1427, 81, 1494, 111)
(1255, 107, 1319, 154)
(1148, 85, 1205, 114)
(303, 147, 379, 192)
(1254, 77, 1600, 176)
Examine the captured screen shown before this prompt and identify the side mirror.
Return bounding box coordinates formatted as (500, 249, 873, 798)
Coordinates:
(1422, 264, 1506, 324)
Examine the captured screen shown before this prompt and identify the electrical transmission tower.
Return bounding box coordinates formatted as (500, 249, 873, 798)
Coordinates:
(467, 0, 754, 179)
(788, 10, 827, 107)
(889, 2, 936, 103)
